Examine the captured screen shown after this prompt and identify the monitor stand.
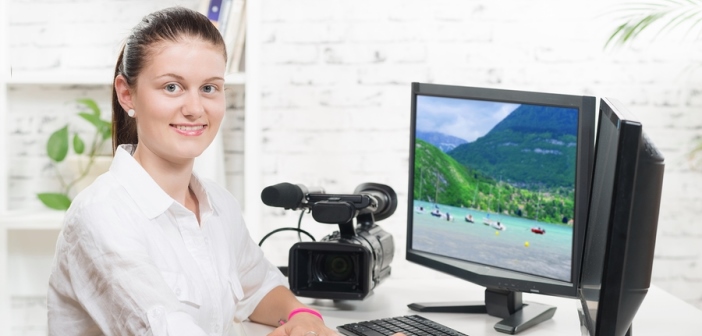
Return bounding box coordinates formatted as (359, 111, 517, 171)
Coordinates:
(408, 288, 556, 335)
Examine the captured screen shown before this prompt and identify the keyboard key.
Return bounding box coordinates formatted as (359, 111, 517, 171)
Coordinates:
(337, 315, 469, 336)
(339, 323, 388, 336)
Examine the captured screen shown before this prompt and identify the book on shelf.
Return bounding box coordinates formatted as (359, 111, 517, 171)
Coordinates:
(199, 0, 224, 28)
(225, 1, 246, 74)
(199, 0, 247, 75)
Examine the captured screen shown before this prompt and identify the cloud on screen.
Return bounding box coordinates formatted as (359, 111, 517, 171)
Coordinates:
(416, 95, 520, 142)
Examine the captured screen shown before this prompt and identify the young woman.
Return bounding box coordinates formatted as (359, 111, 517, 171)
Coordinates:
(47, 7, 374, 336)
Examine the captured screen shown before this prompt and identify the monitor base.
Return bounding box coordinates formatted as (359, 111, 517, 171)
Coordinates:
(408, 288, 556, 335)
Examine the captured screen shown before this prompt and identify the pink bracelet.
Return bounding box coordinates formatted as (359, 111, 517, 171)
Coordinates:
(287, 307, 323, 322)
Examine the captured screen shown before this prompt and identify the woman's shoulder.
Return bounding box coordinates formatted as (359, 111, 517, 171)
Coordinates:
(62, 173, 139, 237)
(69, 173, 123, 210)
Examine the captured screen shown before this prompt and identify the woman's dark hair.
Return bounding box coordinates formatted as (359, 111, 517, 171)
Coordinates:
(112, 6, 226, 153)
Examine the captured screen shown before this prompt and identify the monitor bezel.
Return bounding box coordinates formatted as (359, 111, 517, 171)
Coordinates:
(405, 82, 596, 298)
(578, 97, 664, 336)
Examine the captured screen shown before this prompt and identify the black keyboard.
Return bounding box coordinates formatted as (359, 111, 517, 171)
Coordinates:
(337, 314, 469, 336)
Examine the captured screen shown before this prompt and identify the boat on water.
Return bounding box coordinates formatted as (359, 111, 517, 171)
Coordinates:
(483, 218, 506, 230)
(491, 221, 506, 231)
(531, 226, 546, 234)
(465, 214, 474, 223)
(429, 208, 455, 221)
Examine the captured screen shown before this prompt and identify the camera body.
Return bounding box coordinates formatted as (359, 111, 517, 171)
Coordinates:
(288, 221, 395, 300)
(261, 182, 397, 300)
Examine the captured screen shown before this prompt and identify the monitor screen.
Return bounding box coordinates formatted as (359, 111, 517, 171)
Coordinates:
(406, 82, 595, 333)
(578, 98, 665, 336)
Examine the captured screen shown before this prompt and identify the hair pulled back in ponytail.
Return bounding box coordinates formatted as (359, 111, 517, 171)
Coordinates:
(111, 6, 226, 154)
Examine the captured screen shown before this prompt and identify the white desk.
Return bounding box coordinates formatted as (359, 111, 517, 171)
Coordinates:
(241, 275, 702, 335)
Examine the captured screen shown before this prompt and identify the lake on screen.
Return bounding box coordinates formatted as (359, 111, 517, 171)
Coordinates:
(411, 200, 573, 282)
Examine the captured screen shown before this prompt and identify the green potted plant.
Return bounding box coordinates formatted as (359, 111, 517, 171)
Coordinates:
(37, 98, 112, 210)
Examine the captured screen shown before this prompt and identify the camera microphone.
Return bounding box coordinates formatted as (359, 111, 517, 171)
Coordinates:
(261, 182, 325, 210)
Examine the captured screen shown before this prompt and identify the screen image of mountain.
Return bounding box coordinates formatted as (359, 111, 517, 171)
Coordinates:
(415, 130, 468, 153)
(448, 104, 578, 190)
(413, 101, 579, 224)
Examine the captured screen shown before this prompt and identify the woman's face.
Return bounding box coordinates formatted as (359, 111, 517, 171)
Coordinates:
(127, 38, 226, 165)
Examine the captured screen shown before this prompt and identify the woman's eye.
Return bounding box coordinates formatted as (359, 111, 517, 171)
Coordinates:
(202, 85, 217, 93)
(165, 83, 180, 92)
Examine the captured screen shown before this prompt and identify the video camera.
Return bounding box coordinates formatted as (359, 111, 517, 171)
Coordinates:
(260, 182, 398, 300)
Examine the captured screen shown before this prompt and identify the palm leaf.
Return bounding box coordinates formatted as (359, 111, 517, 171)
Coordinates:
(606, 0, 702, 48)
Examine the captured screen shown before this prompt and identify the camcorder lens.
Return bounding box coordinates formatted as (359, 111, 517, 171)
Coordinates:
(318, 254, 355, 282)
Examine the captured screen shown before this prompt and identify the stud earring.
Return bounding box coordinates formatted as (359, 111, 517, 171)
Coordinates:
(127, 109, 135, 118)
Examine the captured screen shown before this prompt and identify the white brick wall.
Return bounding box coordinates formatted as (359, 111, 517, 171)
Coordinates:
(4, 0, 702, 319)
(255, 0, 702, 311)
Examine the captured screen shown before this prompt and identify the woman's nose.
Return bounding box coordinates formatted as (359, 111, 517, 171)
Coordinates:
(183, 90, 205, 118)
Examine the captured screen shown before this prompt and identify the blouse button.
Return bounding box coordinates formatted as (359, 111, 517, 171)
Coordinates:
(151, 307, 164, 317)
(175, 288, 182, 296)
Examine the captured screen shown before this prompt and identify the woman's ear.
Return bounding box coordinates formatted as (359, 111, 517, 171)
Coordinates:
(114, 74, 134, 111)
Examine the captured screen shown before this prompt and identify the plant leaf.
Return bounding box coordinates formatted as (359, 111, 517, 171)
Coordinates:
(47, 125, 69, 162)
(78, 112, 104, 129)
(605, 23, 630, 48)
(605, 0, 702, 48)
(73, 133, 85, 154)
(37, 193, 72, 210)
(98, 120, 112, 140)
(78, 98, 101, 117)
(78, 113, 112, 140)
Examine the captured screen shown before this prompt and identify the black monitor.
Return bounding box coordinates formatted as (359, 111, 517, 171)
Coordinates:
(577, 98, 665, 336)
(405, 82, 596, 334)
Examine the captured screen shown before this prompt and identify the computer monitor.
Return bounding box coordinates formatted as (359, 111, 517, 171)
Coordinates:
(405, 82, 596, 334)
(577, 98, 665, 336)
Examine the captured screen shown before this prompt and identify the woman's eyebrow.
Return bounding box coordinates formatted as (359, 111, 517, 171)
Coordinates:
(155, 73, 224, 82)
(155, 73, 184, 80)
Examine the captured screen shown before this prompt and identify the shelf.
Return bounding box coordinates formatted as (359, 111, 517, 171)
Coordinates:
(10, 296, 47, 335)
(0, 210, 64, 230)
(7, 71, 114, 85)
(6, 71, 246, 86)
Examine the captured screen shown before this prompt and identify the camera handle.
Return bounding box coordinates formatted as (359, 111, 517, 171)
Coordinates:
(356, 212, 375, 227)
(337, 220, 356, 237)
(336, 212, 375, 238)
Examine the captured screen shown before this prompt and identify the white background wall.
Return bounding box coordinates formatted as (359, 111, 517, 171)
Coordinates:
(3, 0, 702, 317)
(253, 0, 702, 311)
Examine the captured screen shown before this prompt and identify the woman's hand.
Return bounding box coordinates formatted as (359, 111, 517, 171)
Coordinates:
(266, 312, 336, 336)
(266, 313, 407, 336)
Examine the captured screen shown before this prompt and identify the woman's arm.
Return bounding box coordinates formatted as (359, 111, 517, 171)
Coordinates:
(249, 286, 338, 336)
(250, 287, 407, 336)
(49, 205, 209, 336)
(248, 285, 307, 326)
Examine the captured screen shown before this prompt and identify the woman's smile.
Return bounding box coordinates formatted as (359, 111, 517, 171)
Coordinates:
(171, 123, 208, 136)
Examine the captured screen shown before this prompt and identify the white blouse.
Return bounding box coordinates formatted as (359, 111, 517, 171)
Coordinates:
(48, 144, 287, 335)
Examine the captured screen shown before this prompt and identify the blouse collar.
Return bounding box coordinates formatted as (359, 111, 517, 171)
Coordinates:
(110, 144, 215, 220)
